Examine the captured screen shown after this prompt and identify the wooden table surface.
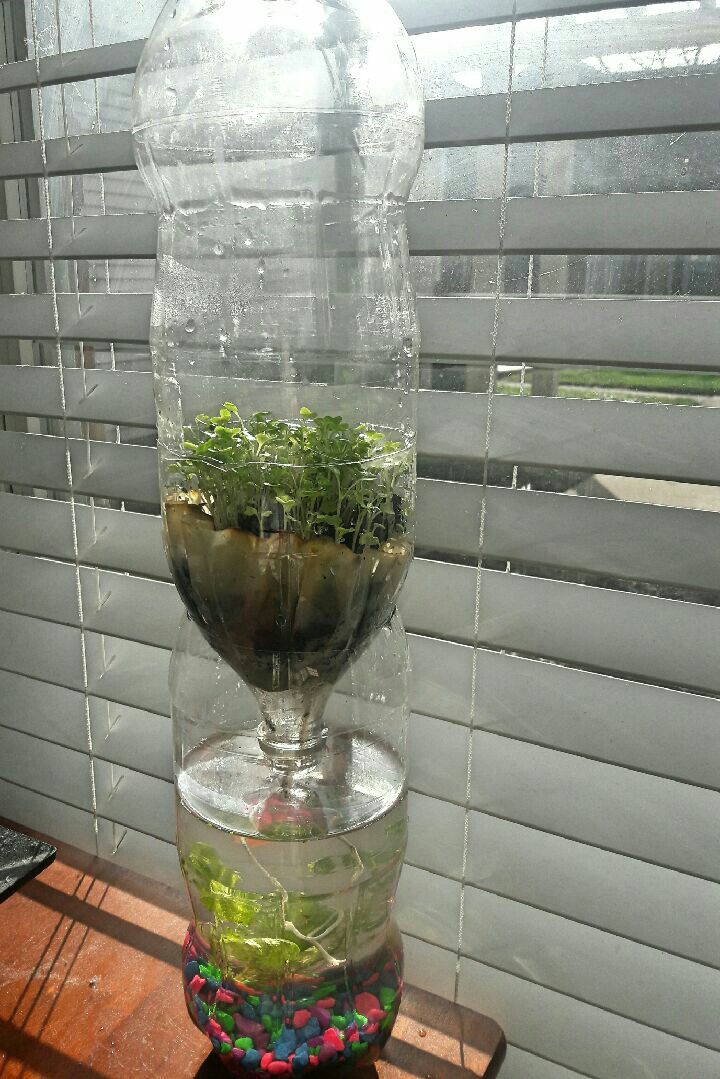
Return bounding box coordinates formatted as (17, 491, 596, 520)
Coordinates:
(0, 826, 505, 1079)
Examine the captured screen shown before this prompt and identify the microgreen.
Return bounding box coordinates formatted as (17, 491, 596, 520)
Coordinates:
(175, 404, 411, 550)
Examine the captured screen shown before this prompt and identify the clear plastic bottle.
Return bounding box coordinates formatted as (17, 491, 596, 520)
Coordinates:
(132, 0, 422, 1071)
(171, 612, 409, 1072)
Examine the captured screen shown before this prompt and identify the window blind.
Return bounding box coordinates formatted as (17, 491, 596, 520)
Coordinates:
(3, 0, 720, 1075)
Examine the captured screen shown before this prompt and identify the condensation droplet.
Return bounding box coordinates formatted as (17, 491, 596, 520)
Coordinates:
(219, 329, 228, 344)
(185, 318, 196, 334)
(213, 241, 224, 256)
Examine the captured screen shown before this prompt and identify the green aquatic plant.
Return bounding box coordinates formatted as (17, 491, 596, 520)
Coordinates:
(175, 404, 410, 550)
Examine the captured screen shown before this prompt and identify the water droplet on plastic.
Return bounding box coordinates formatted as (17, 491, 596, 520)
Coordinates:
(219, 329, 228, 344)
(166, 86, 177, 107)
(185, 318, 196, 334)
(213, 241, 224, 256)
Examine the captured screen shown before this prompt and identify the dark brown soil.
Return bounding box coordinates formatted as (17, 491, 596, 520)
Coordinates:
(165, 498, 411, 692)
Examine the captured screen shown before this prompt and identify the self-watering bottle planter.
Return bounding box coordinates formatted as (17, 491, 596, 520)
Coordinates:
(132, 0, 423, 1071)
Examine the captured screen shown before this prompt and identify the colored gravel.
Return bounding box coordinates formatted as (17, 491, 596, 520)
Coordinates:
(182, 924, 402, 1075)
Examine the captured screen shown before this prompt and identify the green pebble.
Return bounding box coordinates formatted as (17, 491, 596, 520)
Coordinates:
(354, 1012, 368, 1028)
(248, 995, 260, 1007)
(331, 1016, 347, 1030)
(351, 1042, 368, 1054)
(235, 1038, 253, 1050)
(308, 1047, 321, 1057)
(199, 962, 222, 981)
(215, 1011, 234, 1034)
(261, 1014, 273, 1033)
(314, 983, 336, 999)
(219, 1042, 232, 1055)
(379, 988, 396, 1008)
(381, 1014, 394, 1031)
(296, 997, 313, 1008)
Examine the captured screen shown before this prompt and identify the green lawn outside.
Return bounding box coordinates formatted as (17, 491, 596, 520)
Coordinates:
(501, 368, 720, 394)
(496, 382, 699, 406)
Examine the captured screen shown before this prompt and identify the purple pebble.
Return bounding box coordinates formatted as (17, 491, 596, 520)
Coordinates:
(311, 1007, 331, 1028)
(231, 1048, 246, 1061)
(318, 1045, 337, 1065)
(234, 1015, 264, 1039)
(307, 1036, 323, 1048)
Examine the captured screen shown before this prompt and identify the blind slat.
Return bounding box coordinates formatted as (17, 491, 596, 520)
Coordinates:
(0, 726, 93, 810)
(458, 959, 720, 1079)
(470, 730, 720, 885)
(22, 428, 720, 595)
(420, 481, 720, 594)
(0, 778, 96, 853)
(3, 553, 716, 694)
(4, 71, 720, 184)
(8, 191, 720, 260)
(0, 0, 693, 94)
(469, 811, 720, 973)
(462, 887, 720, 1051)
(475, 649, 720, 791)
(0, 669, 87, 752)
(3, 294, 719, 371)
(4, 386, 720, 499)
(404, 559, 720, 693)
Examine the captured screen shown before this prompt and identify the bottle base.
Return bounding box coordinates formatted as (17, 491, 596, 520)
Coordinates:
(182, 924, 403, 1074)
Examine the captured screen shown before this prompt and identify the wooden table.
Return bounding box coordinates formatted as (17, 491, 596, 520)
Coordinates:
(0, 827, 505, 1078)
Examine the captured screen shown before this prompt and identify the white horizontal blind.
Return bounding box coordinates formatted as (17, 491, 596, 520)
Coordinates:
(3, 0, 720, 1075)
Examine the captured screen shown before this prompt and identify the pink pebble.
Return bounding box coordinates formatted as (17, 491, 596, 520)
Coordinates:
(355, 992, 380, 1016)
(366, 1008, 384, 1022)
(308, 1057, 319, 1068)
(205, 1019, 223, 1040)
(315, 997, 335, 1008)
(215, 988, 235, 1004)
(323, 1027, 345, 1053)
(230, 1048, 245, 1061)
(348, 1031, 359, 1044)
(267, 1063, 291, 1076)
(293, 1008, 312, 1028)
(188, 975, 206, 995)
(365, 1023, 379, 1036)
(261, 1051, 274, 1070)
(363, 972, 380, 986)
(311, 1006, 331, 1028)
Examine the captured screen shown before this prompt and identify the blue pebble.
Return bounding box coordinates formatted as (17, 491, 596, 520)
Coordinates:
(240, 1003, 257, 1019)
(360, 1032, 376, 1044)
(184, 960, 200, 980)
(207, 979, 220, 992)
(301, 1018, 321, 1040)
(278, 1029, 297, 1048)
(292, 1047, 308, 1073)
(210, 1037, 220, 1050)
(274, 1043, 291, 1061)
(242, 1049, 261, 1070)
